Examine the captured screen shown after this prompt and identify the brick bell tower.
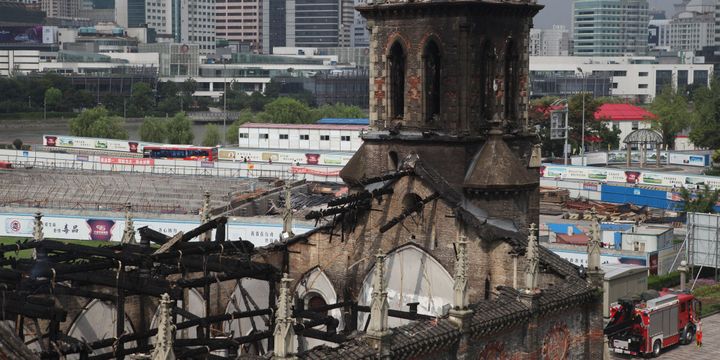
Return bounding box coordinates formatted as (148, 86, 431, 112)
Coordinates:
(342, 0, 543, 231)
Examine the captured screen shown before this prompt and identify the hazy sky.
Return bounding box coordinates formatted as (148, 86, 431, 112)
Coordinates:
(535, 0, 676, 29)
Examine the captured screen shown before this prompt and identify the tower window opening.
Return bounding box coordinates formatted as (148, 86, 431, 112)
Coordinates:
(481, 41, 496, 120)
(389, 41, 406, 120)
(504, 39, 518, 120)
(424, 40, 441, 123)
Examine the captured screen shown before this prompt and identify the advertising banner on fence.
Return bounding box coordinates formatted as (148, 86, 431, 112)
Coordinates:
(44, 135, 145, 153)
(541, 164, 720, 190)
(668, 153, 709, 167)
(99, 157, 154, 166)
(291, 166, 341, 176)
(548, 248, 648, 268)
(0, 213, 313, 247)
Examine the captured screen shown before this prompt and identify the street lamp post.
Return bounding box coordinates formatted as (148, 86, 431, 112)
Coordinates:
(43, 96, 46, 121)
(223, 60, 227, 146)
(578, 67, 587, 165)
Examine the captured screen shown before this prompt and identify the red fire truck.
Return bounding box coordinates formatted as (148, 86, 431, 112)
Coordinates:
(605, 291, 701, 357)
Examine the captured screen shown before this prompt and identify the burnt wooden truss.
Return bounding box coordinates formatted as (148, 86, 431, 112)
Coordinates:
(0, 215, 437, 360)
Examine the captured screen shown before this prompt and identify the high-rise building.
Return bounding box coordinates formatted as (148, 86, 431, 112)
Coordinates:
(293, 0, 340, 47)
(262, 0, 356, 53)
(572, 0, 649, 56)
(529, 25, 571, 56)
(42, 0, 80, 18)
(115, 0, 146, 28)
(216, 0, 262, 51)
(352, 0, 369, 47)
(142, 0, 215, 55)
(668, 2, 715, 52)
(261, 0, 286, 53)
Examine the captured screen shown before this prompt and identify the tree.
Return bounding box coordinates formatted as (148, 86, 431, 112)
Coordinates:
(179, 79, 197, 111)
(70, 106, 128, 139)
(258, 97, 311, 123)
(165, 112, 194, 144)
(679, 185, 720, 214)
(226, 110, 254, 144)
(127, 83, 154, 117)
(139, 117, 167, 142)
(202, 124, 221, 146)
(690, 78, 720, 149)
(44, 87, 62, 111)
(310, 103, 367, 122)
(12, 139, 23, 150)
(649, 86, 690, 150)
(88, 115, 129, 139)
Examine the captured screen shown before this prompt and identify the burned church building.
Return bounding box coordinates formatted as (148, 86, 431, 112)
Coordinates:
(258, 0, 605, 359)
(0, 1, 604, 359)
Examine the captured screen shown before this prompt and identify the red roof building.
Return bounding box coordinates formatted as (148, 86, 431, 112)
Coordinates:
(594, 103, 656, 122)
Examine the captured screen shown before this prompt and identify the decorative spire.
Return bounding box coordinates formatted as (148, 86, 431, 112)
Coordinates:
(587, 208, 601, 272)
(32, 212, 44, 242)
(152, 293, 176, 360)
(453, 227, 469, 310)
(121, 202, 136, 244)
(524, 223, 540, 292)
(273, 274, 296, 359)
(586, 208, 604, 288)
(367, 249, 389, 338)
(281, 184, 294, 240)
(529, 143, 542, 168)
(201, 191, 211, 242)
(201, 191, 211, 223)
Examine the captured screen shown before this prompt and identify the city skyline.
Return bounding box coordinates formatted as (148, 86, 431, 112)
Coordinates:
(536, 0, 675, 29)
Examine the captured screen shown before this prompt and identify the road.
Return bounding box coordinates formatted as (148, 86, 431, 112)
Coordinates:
(611, 313, 718, 359)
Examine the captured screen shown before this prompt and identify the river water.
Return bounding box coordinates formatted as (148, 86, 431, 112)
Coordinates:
(0, 118, 216, 146)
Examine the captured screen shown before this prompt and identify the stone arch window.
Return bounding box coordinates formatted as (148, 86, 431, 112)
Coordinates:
(504, 38, 519, 120)
(388, 151, 399, 170)
(423, 40, 441, 123)
(305, 292, 328, 315)
(481, 40, 496, 120)
(389, 41, 406, 120)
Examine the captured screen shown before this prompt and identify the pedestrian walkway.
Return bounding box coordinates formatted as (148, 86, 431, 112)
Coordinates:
(611, 313, 718, 359)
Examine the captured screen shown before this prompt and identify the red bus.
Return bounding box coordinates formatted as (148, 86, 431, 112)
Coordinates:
(142, 146, 219, 161)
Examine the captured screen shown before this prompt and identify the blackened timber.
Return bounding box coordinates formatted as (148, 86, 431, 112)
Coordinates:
(357, 170, 413, 186)
(180, 217, 227, 242)
(0, 293, 66, 320)
(58, 270, 181, 298)
(214, 216, 227, 242)
(154, 254, 276, 278)
(327, 188, 394, 207)
(138, 226, 169, 245)
(305, 200, 371, 220)
(379, 192, 440, 233)
(355, 305, 435, 321)
(173, 269, 274, 288)
(301, 328, 347, 343)
(18, 285, 116, 302)
(115, 264, 125, 360)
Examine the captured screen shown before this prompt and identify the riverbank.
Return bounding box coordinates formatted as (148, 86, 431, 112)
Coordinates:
(0, 117, 210, 145)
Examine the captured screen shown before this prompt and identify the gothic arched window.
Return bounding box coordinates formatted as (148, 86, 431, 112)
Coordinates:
(504, 39, 519, 120)
(423, 40, 441, 123)
(389, 41, 406, 120)
(481, 41, 496, 120)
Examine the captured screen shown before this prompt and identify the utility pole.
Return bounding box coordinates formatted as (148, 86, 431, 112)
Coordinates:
(564, 103, 569, 165)
(223, 60, 227, 146)
(123, 97, 127, 120)
(43, 96, 46, 121)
